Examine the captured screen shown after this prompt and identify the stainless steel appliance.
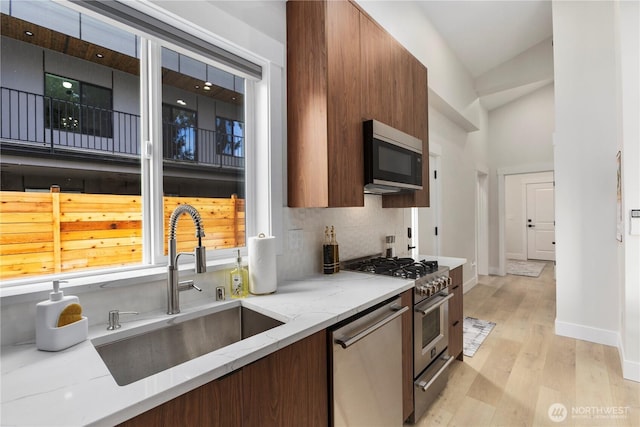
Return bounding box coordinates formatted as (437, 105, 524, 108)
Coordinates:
(343, 256, 454, 424)
(330, 296, 409, 427)
(363, 119, 423, 194)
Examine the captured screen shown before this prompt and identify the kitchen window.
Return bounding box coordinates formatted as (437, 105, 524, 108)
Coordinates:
(0, 0, 263, 285)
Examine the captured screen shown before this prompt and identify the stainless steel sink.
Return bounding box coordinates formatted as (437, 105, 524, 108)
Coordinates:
(93, 306, 284, 386)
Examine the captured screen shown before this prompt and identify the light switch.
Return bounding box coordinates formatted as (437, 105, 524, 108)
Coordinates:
(631, 210, 640, 235)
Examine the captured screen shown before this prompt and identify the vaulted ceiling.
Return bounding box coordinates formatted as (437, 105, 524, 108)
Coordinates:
(417, 0, 554, 110)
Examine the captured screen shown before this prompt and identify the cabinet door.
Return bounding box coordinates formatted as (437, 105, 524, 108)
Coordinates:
(448, 266, 464, 360)
(286, 0, 329, 208)
(392, 47, 413, 132)
(326, 0, 364, 207)
(381, 57, 429, 209)
(119, 371, 243, 427)
(242, 330, 328, 427)
(360, 14, 393, 126)
(400, 289, 414, 421)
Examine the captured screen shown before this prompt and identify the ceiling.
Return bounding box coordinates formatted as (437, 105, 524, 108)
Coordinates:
(417, 1, 553, 79)
(416, 1, 553, 110)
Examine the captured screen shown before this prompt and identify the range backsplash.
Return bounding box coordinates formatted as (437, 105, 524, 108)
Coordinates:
(277, 195, 408, 281)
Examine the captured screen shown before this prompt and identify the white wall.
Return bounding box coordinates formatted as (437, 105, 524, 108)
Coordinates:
(487, 83, 555, 271)
(552, 0, 639, 381)
(428, 108, 480, 283)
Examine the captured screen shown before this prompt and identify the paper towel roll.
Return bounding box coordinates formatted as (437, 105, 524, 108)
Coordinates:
(248, 233, 277, 295)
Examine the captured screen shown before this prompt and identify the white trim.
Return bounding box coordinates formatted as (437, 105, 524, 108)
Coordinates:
(505, 252, 526, 260)
(1, 0, 284, 288)
(476, 170, 489, 276)
(555, 319, 619, 347)
(462, 276, 478, 294)
(618, 334, 640, 382)
(429, 140, 443, 157)
(496, 163, 554, 275)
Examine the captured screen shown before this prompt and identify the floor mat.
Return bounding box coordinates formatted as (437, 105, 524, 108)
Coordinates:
(506, 259, 546, 277)
(463, 316, 496, 357)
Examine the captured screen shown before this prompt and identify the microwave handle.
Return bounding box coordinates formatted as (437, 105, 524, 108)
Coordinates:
(414, 293, 453, 317)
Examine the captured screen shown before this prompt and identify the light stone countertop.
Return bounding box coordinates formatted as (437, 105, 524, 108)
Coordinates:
(0, 271, 413, 427)
(419, 255, 467, 271)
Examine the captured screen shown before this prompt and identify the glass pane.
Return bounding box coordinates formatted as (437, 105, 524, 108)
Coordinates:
(0, 1, 142, 281)
(161, 48, 246, 254)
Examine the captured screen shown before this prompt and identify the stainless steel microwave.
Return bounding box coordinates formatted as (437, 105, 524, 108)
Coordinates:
(363, 119, 423, 194)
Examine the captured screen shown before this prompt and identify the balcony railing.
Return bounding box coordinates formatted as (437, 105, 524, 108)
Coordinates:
(0, 87, 244, 169)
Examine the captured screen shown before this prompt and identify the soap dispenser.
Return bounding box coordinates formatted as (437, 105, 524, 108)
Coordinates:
(36, 280, 88, 351)
(229, 250, 249, 299)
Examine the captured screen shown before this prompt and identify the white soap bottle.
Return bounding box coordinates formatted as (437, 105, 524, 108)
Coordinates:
(36, 280, 88, 351)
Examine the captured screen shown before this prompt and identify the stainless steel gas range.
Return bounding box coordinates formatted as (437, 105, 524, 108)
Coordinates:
(343, 256, 455, 424)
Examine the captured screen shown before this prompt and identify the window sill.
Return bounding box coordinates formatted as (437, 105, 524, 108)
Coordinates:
(0, 258, 236, 306)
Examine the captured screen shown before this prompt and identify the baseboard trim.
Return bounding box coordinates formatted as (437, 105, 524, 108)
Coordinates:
(506, 252, 525, 260)
(463, 276, 477, 294)
(488, 266, 502, 276)
(555, 319, 618, 347)
(617, 333, 640, 382)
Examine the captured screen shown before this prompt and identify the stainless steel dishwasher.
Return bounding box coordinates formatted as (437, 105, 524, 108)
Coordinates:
(330, 296, 409, 427)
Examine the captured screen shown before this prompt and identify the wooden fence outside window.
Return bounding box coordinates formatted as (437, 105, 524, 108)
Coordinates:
(0, 188, 245, 280)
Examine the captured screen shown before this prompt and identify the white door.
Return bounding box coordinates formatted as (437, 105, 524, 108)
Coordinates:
(417, 155, 439, 256)
(526, 182, 555, 261)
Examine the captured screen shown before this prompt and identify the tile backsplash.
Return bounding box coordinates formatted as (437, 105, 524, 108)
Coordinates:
(277, 194, 407, 280)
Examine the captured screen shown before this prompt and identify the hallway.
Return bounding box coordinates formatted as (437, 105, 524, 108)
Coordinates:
(418, 265, 640, 426)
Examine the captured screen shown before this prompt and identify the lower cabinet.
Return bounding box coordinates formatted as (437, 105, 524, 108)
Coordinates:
(119, 330, 327, 427)
(119, 371, 243, 427)
(243, 330, 327, 427)
(448, 266, 464, 361)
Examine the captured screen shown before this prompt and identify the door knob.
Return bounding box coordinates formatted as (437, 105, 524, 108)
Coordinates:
(528, 224, 535, 228)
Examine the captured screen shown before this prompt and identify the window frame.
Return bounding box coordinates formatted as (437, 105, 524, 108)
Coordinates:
(0, 0, 275, 290)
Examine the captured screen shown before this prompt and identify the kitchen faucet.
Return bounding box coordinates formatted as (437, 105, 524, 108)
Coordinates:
(167, 204, 207, 314)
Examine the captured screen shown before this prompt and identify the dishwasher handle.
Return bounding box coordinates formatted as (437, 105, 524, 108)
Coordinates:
(335, 304, 409, 349)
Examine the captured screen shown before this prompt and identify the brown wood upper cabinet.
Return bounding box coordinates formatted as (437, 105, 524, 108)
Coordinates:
(287, 0, 429, 208)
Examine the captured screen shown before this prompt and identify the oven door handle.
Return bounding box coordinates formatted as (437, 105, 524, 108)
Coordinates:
(334, 305, 409, 349)
(416, 354, 455, 392)
(414, 293, 453, 316)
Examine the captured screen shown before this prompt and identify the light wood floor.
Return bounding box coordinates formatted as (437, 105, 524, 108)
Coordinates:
(417, 263, 640, 427)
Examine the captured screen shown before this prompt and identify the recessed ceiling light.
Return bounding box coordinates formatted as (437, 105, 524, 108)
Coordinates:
(176, 99, 186, 106)
(96, 53, 104, 58)
(203, 86, 211, 91)
(62, 81, 73, 89)
(194, 85, 200, 89)
(204, 82, 212, 87)
(24, 30, 34, 36)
